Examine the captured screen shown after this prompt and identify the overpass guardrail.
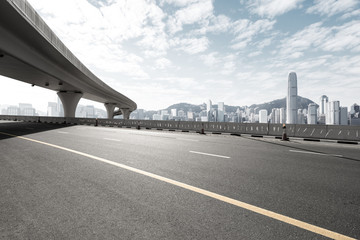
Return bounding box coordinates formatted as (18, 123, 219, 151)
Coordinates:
(1, 115, 359, 142)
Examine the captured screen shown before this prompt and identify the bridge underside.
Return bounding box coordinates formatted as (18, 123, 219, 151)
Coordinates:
(0, 51, 128, 118)
(0, 0, 136, 119)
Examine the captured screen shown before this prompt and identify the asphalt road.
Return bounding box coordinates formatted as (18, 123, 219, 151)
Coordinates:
(0, 120, 359, 239)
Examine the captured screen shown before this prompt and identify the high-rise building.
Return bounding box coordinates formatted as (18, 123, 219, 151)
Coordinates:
(319, 95, 328, 115)
(57, 97, 64, 117)
(286, 72, 298, 124)
(47, 102, 58, 116)
(171, 109, 177, 117)
(207, 100, 212, 122)
(328, 101, 340, 125)
(85, 105, 95, 118)
(350, 103, 359, 117)
(307, 103, 317, 124)
(297, 109, 304, 124)
(340, 107, 348, 125)
(279, 108, 286, 123)
(187, 111, 194, 120)
(275, 108, 280, 123)
(218, 102, 224, 122)
(7, 106, 19, 115)
(259, 109, 268, 123)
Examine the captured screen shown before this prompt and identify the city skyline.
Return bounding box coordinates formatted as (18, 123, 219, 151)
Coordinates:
(0, 0, 359, 112)
(2, 91, 359, 126)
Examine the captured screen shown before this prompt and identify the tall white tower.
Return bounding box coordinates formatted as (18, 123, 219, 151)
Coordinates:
(286, 72, 298, 124)
(319, 95, 328, 115)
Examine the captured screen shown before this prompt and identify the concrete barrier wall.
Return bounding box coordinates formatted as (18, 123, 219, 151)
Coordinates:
(1, 115, 359, 141)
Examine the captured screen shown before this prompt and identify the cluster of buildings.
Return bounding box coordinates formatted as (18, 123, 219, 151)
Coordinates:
(131, 72, 359, 126)
(283, 72, 356, 125)
(47, 98, 107, 118)
(0, 103, 38, 116)
(0, 97, 107, 118)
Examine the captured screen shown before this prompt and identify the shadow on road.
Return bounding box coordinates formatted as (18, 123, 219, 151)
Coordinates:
(0, 120, 72, 141)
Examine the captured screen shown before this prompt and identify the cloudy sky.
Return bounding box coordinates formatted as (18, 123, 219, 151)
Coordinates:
(1, 0, 360, 112)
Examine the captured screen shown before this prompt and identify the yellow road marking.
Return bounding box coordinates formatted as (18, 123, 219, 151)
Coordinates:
(0, 131, 355, 240)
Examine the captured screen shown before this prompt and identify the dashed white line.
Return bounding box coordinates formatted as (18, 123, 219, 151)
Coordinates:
(103, 138, 122, 142)
(189, 151, 230, 159)
(176, 138, 199, 142)
(289, 150, 343, 157)
(57, 131, 69, 134)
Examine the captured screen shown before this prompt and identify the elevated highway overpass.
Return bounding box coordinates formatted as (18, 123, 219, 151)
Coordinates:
(0, 0, 136, 118)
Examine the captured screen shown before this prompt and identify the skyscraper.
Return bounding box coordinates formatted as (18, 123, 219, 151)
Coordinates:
(307, 103, 317, 124)
(207, 100, 212, 122)
(279, 108, 286, 123)
(328, 101, 340, 125)
(319, 95, 328, 115)
(218, 102, 224, 122)
(340, 107, 348, 125)
(286, 72, 298, 124)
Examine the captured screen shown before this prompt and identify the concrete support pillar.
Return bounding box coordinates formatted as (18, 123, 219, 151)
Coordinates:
(57, 91, 82, 118)
(104, 103, 116, 119)
(121, 108, 131, 120)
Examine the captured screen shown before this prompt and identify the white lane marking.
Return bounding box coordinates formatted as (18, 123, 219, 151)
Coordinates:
(176, 138, 199, 142)
(103, 138, 122, 142)
(289, 150, 343, 157)
(57, 131, 69, 134)
(189, 151, 230, 159)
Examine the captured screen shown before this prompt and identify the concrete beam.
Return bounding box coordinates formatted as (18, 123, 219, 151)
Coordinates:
(57, 91, 82, 118)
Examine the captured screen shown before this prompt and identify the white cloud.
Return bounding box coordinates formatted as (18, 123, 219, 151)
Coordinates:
(200, 52, 219, 66)
(170, 37, 210, 54)
(166, 0, 213, 34)
(231, 19, 276, 50)
(154, 58, 172, 70)
(159, 0, 199, 7)
(248, 51, 262, 57)
(307, 0, 359, 17)
(340, 9, 360, 19)
(321, 20, 360, 52)
(191, 14, 232, 35)
(245, 0, 305, 18)
(221, 54, 237, 75)
(279, 20, 360, 57)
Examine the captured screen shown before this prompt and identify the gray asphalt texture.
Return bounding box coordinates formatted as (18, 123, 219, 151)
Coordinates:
(1, 120, 359, 239)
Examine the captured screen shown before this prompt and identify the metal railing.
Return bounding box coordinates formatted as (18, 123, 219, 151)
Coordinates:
(1, 115, 359, 142)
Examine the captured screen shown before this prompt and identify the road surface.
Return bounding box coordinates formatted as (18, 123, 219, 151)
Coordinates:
(0, 120, 359, 239)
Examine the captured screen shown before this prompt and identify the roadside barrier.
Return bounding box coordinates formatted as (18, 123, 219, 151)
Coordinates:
(1, 115, 359, 142)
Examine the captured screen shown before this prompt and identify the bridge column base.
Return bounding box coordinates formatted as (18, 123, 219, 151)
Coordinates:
(57, 91, 83, 118)
(104, 103, 116, 119)
(121, 108, 131, 120)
